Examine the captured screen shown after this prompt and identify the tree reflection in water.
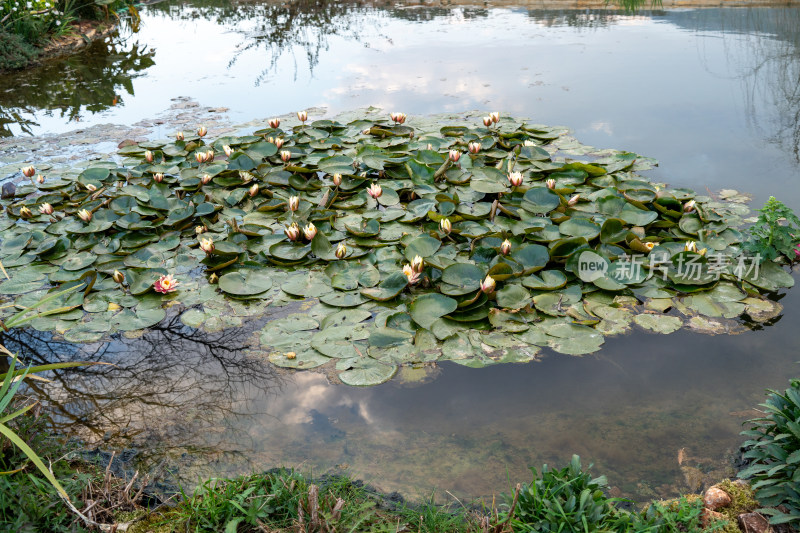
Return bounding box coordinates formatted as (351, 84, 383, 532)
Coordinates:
(0, 314, 284, 470)
(0, 36, 155, 137)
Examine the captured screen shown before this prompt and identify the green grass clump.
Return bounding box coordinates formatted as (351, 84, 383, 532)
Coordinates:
(635, 495, 725, 532)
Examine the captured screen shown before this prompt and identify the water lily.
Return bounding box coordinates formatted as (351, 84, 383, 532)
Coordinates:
(410, 255, 424, 273)
(36, 174, 45, 184)
(427, 143, 433, 150)
(684, 200, 697, 213)
(85, 183, 98, 191)
(363, 128, 372, 135)
(176, 131, 184, 141)
(197, 125, 208, 137)
(22, 165, 35, 178)
(205, 149, 214, 162)
(546, 179, 556, 189)
(195, 151, 206, 164)
(390, 112, 407, 124)
(440, 218, 452, 234)
(297, 110, 308, 123)
(280, 150, 292, 162)
(523, 140, 536, 147)
(335, 242, 347, 259)
(38, 203, 53, 215)
(449, 150, 461, 162)
(195, 225, 207, 234)
(500, 239, 512, 255)
(153, 173, 164, 183)
(209, 273, 219, 284)
(684, 241, 697, 252)
(490, 112, 500, 124)
(274, 138, 284, 149)
(288, 195, 300, 212)
(643, 242, 656, 251)
(285, 222, 301, 241)
(108, 302, 121, 311)
(303, 222, 317, 241)
(78, 209, 92, 222)
(567, 194, 581, 206)
(19, 207, 33, 219)
(239, 171, 253, 183)
(508, 171, 523, 187)
(145, 150, 154, 163)
(332, 173, 342, 186)
(201, 174, 212, 185)
(367, 183, 382, 199)
(154, 274, 179, 293)
(480, 275, 496, 293)
(249, 183, 259, 197)
(268, 117, 281, 129)
(199, 237, 214, 255)
(403, 264, 421, 285)
(482, 116, 492, 127)
(468, 141, 481, 154)
(112, 270, 125, 285)
(223, 145, 232, 157)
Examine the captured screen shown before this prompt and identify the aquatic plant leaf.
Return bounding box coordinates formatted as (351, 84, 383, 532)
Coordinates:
(632, 313, 683, 334)
(218, 270, 273, 296)
(408, 293, 458, 328)
(338, 363, 397, 386)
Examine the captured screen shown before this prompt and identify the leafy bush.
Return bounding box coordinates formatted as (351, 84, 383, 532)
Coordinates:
(501, 455, 632, 532)
(739, 378, 800, 525)
(0, 29, 38, 70)
(633, 495, 725, 532)
(744, 196, 800, 263)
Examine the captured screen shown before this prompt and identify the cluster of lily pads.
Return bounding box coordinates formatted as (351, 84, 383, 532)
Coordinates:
(0, 110, 794, 386)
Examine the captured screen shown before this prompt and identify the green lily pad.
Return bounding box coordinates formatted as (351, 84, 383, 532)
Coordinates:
(218, 270, 274, 296)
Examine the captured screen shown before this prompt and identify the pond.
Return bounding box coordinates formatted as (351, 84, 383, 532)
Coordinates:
(1, 0, 799, 505)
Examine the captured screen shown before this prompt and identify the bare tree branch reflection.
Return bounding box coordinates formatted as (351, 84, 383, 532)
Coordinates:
(1, 314, 288, 471)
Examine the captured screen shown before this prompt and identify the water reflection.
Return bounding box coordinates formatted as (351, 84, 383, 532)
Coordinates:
(0, 36, 155, 137)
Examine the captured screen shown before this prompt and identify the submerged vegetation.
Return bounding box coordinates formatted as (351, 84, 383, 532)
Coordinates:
(0, 110, 796, 385)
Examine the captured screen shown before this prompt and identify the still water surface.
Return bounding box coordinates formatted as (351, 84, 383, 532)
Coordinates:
(1, 1, 800, 502)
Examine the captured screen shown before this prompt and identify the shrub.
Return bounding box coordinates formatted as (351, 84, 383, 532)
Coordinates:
(739, 378, 800, 525)
(633, 495, 725, 532)
(0, 29, 38, 70)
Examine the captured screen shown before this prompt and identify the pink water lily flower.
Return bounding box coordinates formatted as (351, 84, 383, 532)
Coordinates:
(154, 274, 179, 294)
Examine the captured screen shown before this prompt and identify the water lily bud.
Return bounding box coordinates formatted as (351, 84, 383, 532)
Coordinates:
(297, 110, 308, 123)
(248, 183, 259, 197)
(205, 149, 214, 162)
(78, 209, 92, 222)
(285, 223, 301, 241)
(643, 242, 656, 251)
(490, 112, 500, 124)
(223, 145, 232, 157)
(274, 138, 284, 149)
(288, 195, 300, 212)
(201, 174, 212, 185)
(280, 150, 292, 162)
(36, 174, 45, 184)
(546, 179, 556, 189)
(303, 222, 317, 241)
(427, 143, 433, 150)
(390, 112, 407, 124)
(239, 171, 253, 183)
(39, 203, 54, 215)
(367, 183, 382, 199)
(508, 171, 523, 187)
(403, 264, 421, 285)
(21, 165, 35, 178)
(197, 125, 207, 137)
(482, 116, 492, 127)
(195, 225, 207, 234)
(145, 150, 154, 163)
(332, 173, 342, 186)
(449, 150, 461, 162)
(153, 173, 164, 183)
(684, 241, 698, 253)
(683, 200, 696, 213)
(112, 270, 125, 285)
(567, 194, 580, 206)
(176, 131, 184, 141)
(209, 273, 219, 284)
(468, 141, 481, 154)
(698, 247, 707, 256)
(199, 237, 214, 255)
(410, 255, 424, 273)
(19, 206, 33, 219)
(154, 274, 179, 293)
(335, 242, 347, 259)
(363, 128, 372, 135)
(481, 275, 496, 293)
(523, 140, 535, 147)
(286, 351, 296, 359)
(268, 117, 281, 129)
(195, 151, 206, 164)
(440, 218, 452, 234)
(86, 183, 98, 191)
(500, 239, 512, 255)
